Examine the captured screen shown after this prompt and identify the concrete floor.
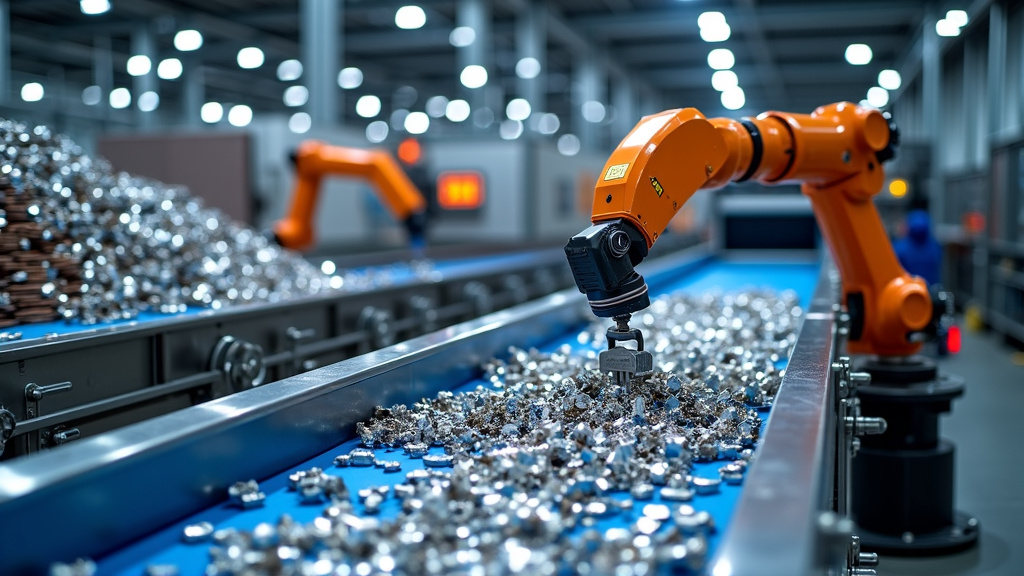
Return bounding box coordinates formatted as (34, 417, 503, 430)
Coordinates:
(876, 329, 1024, 575)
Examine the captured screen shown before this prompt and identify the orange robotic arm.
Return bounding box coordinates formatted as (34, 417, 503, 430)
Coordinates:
(565, 102, 931, 357)
(274, 140, 428, 251)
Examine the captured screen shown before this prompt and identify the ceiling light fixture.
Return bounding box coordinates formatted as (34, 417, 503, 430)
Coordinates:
(707, 48, 735, 70)
(500, 119, 524, 140)
(711, 70, 738, 91)
(21, 82, 44, 102)
(80, 0, 110, 15)
(283, 86, 309, 107)
(109, 87, 131, 109)
(404, 111, 430, 134)
(289, 112, 312, 134)
(366, 120, 389, 143)
(515, 57, 541, 79)
(537, 113, 560, 135)
(237, 47, 264, 69)
(395, 5, 426, 30)
(935, 19, 960, 37)
(126, 55, 151, 76)
(449, 26, 476, 47)
(506, 98, 532, 121)
(426, 95, 449, 118)
(866, 86, 889, 108)
(582, 101, 606, 123)
(138, 91, 160, 112)
(338, 67, 363, 89)
(174, 30, 203, 52)
(844, 43, 872, 65)
(445, 99, 471, 122)
(227, 104, 253, 127)
(356, 95, 382, 118)
(945, 10, 969, 28)
(82, 85, 102, 106)
(698, 12, 730, 43)
(721, 86, 745, 110)
(277, 59, 303, 81)
(460, 65, 488, 89)
(200, 102, 223, 123)
(557, 134, 581, 156)
(878, 69, 901, 91)
(157, 58, 182, 80)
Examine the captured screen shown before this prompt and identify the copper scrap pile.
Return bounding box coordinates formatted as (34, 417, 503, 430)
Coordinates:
(0, 177, 80, 327)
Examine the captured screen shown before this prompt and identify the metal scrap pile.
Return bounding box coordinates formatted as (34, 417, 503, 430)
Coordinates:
(0, 119, 425, 331)
(186, 289, 803, 576)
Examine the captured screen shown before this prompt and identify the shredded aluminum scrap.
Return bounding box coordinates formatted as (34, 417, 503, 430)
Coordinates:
(0, 119, 432, 327)
(172, 289, 801, 576)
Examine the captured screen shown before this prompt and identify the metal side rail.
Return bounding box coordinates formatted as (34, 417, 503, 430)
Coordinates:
(710, 261, 852, 576)
(0, 248, 581, 460)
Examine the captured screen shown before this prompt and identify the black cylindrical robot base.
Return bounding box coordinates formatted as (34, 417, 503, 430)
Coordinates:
(853, 442, 955, 533)
(851, 357, 979, 555)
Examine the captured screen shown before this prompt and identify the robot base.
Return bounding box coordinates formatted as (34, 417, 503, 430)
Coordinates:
(851, 356, 980, 555)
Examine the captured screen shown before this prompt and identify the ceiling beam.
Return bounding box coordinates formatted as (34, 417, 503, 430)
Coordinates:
(570, 2, 924, 40)
(734, 0, 787, 104)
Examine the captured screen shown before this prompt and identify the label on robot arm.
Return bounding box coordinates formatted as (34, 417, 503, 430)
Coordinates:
(604, 163, 629, 181)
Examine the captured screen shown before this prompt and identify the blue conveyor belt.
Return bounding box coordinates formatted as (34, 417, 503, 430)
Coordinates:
(94, 258, 820, 575)
(0, 252, 552, 342)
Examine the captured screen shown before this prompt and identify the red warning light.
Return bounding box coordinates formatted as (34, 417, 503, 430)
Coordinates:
(946, 325, 961, 354)
(397, 138, 422, 165)
(437, 171, 485, 210)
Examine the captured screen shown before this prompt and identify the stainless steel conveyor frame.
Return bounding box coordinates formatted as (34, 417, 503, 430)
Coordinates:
(0, 248, 855, 575)
(0, 249, 578, 460)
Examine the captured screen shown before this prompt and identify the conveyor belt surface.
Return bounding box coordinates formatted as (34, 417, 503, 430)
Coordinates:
(95, 258, 819, 575)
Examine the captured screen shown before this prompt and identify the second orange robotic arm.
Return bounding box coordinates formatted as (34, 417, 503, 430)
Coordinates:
(274, 140, 428, 251)
(567, 103, 931, 357)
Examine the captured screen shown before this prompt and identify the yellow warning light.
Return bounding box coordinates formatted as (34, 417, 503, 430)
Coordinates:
(889, 178, 908, 198)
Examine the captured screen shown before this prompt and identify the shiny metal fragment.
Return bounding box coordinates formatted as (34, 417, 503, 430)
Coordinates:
(49, 558, 97, 576)
(674, 509, 716, 537)
(382, 460, 402, 473)
(333, 454, 351, 467)
(227, 480, 265, 509)
(143, 566, 179, 576)
(403, 442, 429, 457)
(181, 521, 214, 543)
(348, 449, 375, 466)
(630, 483, 655, 501)
(423, 453, 454, 467)
(691, 476, 722, 496)
(660, 487, 695, 502)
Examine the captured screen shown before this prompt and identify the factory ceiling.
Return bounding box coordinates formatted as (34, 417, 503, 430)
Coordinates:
(6, 0, 938, 143)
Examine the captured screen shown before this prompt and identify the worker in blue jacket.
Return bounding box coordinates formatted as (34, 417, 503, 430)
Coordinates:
(895, 208, 942, 286)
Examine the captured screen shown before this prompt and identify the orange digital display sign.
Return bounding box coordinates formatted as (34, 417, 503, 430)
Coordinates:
(437, 171, 485, 210)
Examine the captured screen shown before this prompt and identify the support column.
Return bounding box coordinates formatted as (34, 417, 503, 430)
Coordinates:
(515, 1, 545, 121)
(986, 3, 1005, 151)
(131, 23, 157, 127)
(457, 0, 491, 117)
(921, 8, 943, 227)
(611, 74, 636, 143)
(573, 52, 606, 151)
(0, 0, 9, 104)
(301, 0, 340, 125)
(183, 61, 204, 127)
(93, 35, 113, 121)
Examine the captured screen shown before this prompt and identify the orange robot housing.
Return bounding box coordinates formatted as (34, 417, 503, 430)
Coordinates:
(566, 103, 931, 357)
(274, 140, 428, 252)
